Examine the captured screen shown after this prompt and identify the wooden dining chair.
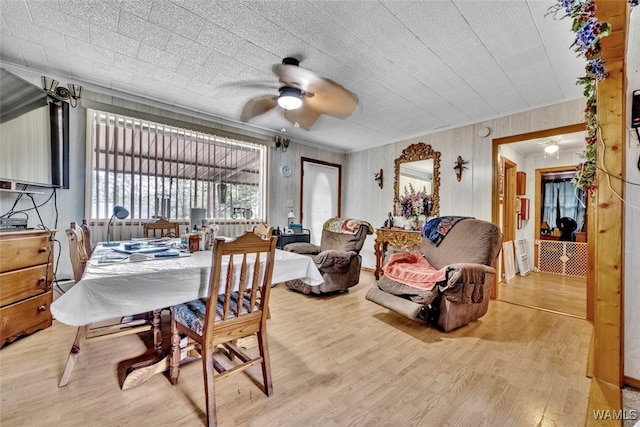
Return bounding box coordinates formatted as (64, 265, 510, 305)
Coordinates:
(58, 222, 154, 387)
(143, 218, 180, 238)
(169, 231, 278, 427)
(252, 222, 273, 240)
(80, 219, 93, 258)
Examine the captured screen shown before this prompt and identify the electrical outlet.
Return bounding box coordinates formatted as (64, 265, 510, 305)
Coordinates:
(286, 199, 293, 207)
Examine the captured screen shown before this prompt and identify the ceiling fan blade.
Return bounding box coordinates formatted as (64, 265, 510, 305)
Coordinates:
(240, 95, 278, 122)
(284, 105, 321, 130)
(272, 63, 323, 93)
(304, 78, 358, 119)
(219, 80, 279, 91)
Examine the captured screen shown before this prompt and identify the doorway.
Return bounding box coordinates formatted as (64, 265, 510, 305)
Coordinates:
(300, 157, 341, 245)
(492, 124, 588, 318)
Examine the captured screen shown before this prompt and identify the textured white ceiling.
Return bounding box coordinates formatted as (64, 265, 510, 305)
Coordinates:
(0, 0, 585, 152)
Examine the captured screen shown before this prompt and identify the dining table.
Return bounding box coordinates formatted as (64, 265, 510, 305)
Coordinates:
(51, 239, 324, 389)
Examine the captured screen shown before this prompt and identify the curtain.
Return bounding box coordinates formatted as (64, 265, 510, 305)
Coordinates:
(541, 179, 586, 232)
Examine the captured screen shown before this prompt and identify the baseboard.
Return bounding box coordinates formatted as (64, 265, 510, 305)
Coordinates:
(586, 330, 594, 378)
(625, 376, 640, 390)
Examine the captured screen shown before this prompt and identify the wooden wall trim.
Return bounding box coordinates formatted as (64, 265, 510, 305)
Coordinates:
(625, 376, 640, 390)
(592, 0, 627, 387)
(493, 123, 585, 145)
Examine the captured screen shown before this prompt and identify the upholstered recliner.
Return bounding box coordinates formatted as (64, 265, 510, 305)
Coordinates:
(366, 218, 503, 331)
(284, 217, 373, 294)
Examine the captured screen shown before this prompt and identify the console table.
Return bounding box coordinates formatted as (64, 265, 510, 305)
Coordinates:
(374, 228, 423, 279)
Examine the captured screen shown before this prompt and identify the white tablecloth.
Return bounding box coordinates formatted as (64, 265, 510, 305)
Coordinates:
(51, 243, 323, 326)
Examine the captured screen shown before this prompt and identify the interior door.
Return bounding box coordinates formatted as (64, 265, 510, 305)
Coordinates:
(301, 158, 341, 245)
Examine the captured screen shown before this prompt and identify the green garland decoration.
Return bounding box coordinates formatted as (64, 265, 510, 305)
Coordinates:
(547, 0, 612, 197)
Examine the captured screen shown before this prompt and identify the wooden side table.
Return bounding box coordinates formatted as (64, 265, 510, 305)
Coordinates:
(276, 231, 310, 249)
(373, 228, 423, 279)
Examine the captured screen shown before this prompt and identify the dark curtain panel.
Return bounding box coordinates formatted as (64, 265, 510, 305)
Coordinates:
(541, 179, 586, 231)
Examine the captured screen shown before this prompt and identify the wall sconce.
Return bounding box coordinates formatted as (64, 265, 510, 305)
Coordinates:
(42, 76, 83, 108)
(453, 156, 469, 182)
(273, 135, 291, 152)
(374, 168, 383, 189)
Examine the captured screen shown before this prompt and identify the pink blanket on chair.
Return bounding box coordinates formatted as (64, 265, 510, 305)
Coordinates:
(382, 250, 447, 290)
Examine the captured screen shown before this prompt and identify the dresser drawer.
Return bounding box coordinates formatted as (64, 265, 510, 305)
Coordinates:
(0, 264, 52, 307)
(0, 234, 53, 273)
(0, 292, 52, 347)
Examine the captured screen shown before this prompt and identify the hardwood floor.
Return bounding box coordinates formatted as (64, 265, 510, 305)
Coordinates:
(497, 271, 586, 318)
(1, 271, 592, 426)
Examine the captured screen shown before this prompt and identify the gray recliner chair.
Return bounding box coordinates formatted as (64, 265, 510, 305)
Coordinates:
(366, 218, 503, 331)
(284, 217, 373, 294)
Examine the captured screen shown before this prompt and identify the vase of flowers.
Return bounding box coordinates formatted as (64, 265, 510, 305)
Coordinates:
(398, 183, 432, 230)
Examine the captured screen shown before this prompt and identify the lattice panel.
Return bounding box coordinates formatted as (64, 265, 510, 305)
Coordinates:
(537, 241, 587, 278)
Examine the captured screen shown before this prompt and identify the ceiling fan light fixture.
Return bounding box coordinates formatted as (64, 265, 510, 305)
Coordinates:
(278, 86, 303, 110)
(544, 141, 559, 154)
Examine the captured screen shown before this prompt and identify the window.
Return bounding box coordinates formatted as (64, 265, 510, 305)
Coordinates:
(87, 110, 267, 222)
(541, 177, 586, 233)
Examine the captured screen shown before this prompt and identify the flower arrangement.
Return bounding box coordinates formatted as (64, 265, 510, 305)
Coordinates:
(547, 0, 613, 197)
(398, 183, 432, 223)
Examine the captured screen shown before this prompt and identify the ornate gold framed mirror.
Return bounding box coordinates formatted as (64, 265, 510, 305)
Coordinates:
(394, 142, 441, 217)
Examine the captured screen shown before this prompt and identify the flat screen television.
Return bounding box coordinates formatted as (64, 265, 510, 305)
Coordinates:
(0, 68, 69, 189)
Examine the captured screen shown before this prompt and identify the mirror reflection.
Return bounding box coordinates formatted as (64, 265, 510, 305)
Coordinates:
(394, 142, 441, 217)
(399, 160, 434, 195)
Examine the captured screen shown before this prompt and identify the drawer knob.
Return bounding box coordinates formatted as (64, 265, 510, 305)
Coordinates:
(38, 247, 48, 253)
(39, 276, 46, 283)
(38, 305, 46, 312)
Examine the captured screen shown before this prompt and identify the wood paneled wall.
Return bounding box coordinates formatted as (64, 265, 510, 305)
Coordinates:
(345, 99, 585, 270)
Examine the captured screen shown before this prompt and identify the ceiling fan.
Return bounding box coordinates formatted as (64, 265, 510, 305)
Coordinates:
(239, 57, 359, 130)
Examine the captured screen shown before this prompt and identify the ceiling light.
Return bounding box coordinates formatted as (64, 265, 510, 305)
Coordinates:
(544, 141, 559, 159)
(277, 86, 302, 110)
(544, 141, 559, 154)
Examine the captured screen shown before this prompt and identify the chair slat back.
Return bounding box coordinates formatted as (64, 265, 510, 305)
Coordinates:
(81, 219, 93, 258)
(66, 222, 89, 283)
(204, 232, 277, 340)
(143, 218, 180, 238)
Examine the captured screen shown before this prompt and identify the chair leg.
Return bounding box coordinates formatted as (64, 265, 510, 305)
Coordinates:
(152, 309, 162, 353)
(169, 317, 181, 385)
(58, 324, 90, 387)
(256, 330, 273, 396)
(202, 346, 217, 427)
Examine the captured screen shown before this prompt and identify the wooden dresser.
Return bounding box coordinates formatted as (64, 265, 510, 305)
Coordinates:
(0, 229, 55, 347)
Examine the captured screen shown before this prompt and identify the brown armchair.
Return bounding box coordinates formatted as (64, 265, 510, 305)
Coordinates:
(366, 218, 503, 331)
(284, 217, 373, 295)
